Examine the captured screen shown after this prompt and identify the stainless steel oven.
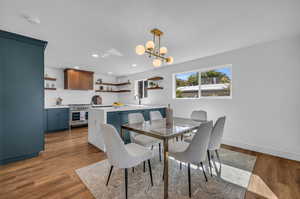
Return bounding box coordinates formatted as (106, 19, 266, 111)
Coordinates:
(69, 104, 90, 127)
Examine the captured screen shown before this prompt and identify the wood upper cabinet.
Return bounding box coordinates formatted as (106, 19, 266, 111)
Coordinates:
(64, 69, 94, 90)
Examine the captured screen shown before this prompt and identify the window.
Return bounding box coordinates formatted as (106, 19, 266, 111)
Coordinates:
(174, 65, 232, 99)
(136, 80, 148, 98)
(175, 72, 199, 98)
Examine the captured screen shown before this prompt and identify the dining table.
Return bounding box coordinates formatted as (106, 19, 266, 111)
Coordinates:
(121, 117, 203, 199)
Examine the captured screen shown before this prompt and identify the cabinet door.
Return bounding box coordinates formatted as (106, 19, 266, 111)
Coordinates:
(79, 71, 93, 90)
(107, 112, 121, 132)
(59, 109, 69, 130)
(143, 110, 150, 121)
(64, 69, 93, 90)
(64, 70, 80, 89)
(47, 109, 60, 132)
(46, 108, 69, 132)
(2, 37, 45, 160)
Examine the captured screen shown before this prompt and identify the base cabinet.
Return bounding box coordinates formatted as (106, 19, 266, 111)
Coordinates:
(44, 108, 70, 133)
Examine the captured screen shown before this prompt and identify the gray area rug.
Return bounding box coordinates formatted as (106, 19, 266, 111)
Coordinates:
(76, 148, 256, 199)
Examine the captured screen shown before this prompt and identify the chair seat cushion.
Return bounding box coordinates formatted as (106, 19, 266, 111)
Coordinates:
(125, 143, 153, 167)
(133, 135, 160, 147)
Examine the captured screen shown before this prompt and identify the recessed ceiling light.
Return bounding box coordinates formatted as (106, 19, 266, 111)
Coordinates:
(74, 66, 80, 69)
(92, 54, 99, 58)
(132, 64, 137, 67)
(108, 72, 113, 75)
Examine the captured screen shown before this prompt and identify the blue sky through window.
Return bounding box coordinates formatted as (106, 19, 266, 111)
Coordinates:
(176, 72, 197, 80)
(215, 68, 232, 79)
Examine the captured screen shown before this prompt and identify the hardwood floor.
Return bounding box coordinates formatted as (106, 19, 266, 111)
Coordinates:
(0, 128, 299, 199)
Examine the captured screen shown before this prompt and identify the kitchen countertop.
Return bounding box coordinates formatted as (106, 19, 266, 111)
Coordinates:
(44, 104, 115, 109)
(90, 104, 167, 112)
(45, 105, 70, 109)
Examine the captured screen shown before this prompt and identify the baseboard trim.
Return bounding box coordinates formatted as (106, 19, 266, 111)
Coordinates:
(222, 139, 300, 162)
(0, 152, 39, 165)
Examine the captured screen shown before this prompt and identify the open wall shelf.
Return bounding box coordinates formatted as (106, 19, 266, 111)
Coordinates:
(95, 90, 131, 93)
(147, 76, 163, 81)
(96, 82, 130, 86)
(44, 77, 57, 81)
(45, 88, 57, 90)
(147, 87, 163, 90)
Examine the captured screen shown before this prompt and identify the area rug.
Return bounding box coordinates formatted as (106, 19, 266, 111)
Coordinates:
(76, 148, 256, 199)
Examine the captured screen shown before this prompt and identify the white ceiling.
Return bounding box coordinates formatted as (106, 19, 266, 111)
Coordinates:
(1, 0, 300, 76)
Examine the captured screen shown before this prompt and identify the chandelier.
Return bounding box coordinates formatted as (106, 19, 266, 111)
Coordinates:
(135, 28, 173, 67)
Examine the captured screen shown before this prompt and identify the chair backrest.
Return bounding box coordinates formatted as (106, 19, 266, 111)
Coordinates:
(128, 113, 145, 139)
(101, 124, 131, 168)
(150, 111, 163, 121)
(184, 121, 213, 163)
(208, 116, 226, 150)
(190, 110, 207, 122)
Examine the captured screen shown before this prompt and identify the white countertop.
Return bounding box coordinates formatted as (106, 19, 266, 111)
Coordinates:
(90, 104, 166, 112)
(45, 105, 70, 109)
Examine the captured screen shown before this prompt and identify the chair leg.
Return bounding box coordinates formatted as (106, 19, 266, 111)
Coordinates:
(125, 168, 128, 199)
(162, 164, 165, 180)
(176, 137, 178, 142)
(200, 162, 208, 182)
(148, 159, 154, 186)
(151, 145, 154, 150)
(215, 149, 221, 165)
(106, 165, 114, 186)
(143, 161, 146, 172)
(188, 163, 191, 198)
(132, 167, 134, 173)
(159, 143, 162, 162)
(207, 150, 213, 177)
(180, 162, 182, 170)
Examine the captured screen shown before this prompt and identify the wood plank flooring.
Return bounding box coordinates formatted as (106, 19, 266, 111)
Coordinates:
(0, 128, 299, 199)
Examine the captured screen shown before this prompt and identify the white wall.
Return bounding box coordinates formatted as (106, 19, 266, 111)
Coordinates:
(118, 35, 300, 161)
(44, 67, 119, 106)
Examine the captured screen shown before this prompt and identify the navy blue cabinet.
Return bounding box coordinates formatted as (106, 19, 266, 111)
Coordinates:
(0, 30, 47, 165)
(106, 108, 166, 144)
(107, 112, 121, 132)
(45, 108, 70, 133)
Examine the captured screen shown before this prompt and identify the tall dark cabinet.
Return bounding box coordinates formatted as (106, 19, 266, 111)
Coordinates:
(0, 30, 47, 165)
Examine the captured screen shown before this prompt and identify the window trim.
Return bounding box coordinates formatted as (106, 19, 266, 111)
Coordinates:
(173, 64, 232, 99)
(136, 79, 148, 99)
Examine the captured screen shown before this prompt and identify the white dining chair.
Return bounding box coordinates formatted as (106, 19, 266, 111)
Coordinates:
(168, 121, 213, 198)
(101, 124, 154, 199)
(128, 113, 162, 164)
(149, 111, 163, 121)
(190, 110, 207, 122)
(207, 116, 226, 176)
(182, 110, 208, 142)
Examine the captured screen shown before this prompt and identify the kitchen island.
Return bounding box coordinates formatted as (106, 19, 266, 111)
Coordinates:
(88, 105, 166, 151)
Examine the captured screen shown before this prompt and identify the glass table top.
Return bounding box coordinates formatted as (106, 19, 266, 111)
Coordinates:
(122, 117, 204, 139)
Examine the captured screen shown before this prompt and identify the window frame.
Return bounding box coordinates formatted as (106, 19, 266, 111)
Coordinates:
(173, 64, 232, 99)
(136, 79, 148, 99)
